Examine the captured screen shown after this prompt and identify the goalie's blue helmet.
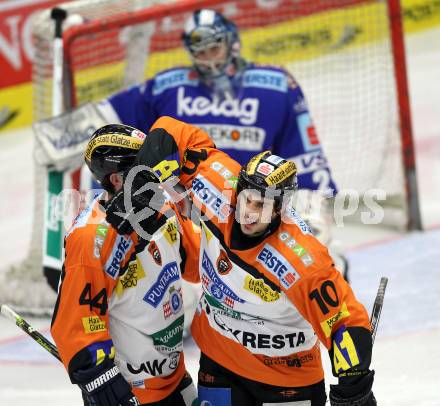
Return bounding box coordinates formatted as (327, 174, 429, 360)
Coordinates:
(182, 9, 240, 78)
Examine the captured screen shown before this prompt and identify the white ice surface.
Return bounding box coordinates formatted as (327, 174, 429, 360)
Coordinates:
(1, 230, 440, 405)
(0, 26, 439, 405)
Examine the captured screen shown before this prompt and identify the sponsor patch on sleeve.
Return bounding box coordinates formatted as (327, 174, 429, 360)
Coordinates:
(191, 175, 232, 221)
(278, 232, 314, 266)
(104, 235, 133, 279)
(321, 302, 350, 338)
(332, 325, 361, 374)
(86, 340, 115, 366)
(82, 315, 107, 334)
(298, 112, 320, 152)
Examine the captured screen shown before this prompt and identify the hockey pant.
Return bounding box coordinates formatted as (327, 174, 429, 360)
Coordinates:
(197, 353, 327, 406)
(140, 372, 197, 406)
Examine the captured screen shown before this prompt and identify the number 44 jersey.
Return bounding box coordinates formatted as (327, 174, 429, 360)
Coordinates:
(51, 199, 200, 404)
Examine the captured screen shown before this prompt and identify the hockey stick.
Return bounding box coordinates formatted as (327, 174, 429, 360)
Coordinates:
(0, 304, 61, 362)
(370, 277, 388, 344)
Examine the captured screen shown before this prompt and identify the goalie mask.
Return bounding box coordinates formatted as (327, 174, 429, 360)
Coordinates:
(237, 151, 298, 211)
(84, 124, 146, 191)
(182, 8, 240, 79)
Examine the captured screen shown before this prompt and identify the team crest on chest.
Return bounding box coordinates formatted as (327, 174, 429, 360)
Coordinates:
(216, 250, 232, 275)
(148, 241, 162, 266)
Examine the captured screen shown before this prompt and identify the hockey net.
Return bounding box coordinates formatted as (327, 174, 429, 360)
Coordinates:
(1, 0, 420, 311)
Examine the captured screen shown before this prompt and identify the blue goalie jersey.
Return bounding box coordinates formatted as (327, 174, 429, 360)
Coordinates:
(103, 64, 337, 193)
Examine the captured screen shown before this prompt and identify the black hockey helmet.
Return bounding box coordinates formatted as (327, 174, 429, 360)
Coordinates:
(84, 124, 146, 191)
(237, 151, 298, 209)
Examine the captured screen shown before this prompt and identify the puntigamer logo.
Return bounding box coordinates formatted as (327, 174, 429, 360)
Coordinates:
(143, 262, 180, 307)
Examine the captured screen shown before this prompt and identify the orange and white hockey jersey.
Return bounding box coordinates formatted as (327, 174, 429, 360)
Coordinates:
(51, 197, 200, 404)
(134, 116, 373, 388)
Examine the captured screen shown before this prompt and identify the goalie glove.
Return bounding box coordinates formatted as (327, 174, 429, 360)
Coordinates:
(105, 165, 168, 238)
(329, 370, 376, 406)
(72, 358, 140, 406)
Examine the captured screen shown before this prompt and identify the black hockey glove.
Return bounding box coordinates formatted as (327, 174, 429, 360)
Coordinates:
(329, 370, 376, 406)
(72, 359, 140, 406)
(105, 165, 166, 237)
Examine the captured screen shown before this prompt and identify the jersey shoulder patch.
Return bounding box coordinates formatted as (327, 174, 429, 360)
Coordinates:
(242, 65, 290, 93)
(276, 217, 335, 273)
(284, 207, 313, 235)
(152, 66, 199, 95)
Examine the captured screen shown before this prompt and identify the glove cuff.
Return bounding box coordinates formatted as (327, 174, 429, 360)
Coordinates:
(330, 370, 376, 406)
(79, 365, 121, 395)
(330, 390, 376, 406)
(72, 358, 124, 394)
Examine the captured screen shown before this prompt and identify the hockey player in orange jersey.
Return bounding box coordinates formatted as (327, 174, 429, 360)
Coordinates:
(104, 116, 377, 406)
(51, 124, 200, 405)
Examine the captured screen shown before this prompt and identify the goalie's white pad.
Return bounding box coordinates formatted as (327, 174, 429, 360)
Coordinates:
(33, 102, 120, 171)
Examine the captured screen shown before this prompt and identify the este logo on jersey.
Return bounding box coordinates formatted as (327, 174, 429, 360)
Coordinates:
(257, 244, 300, 289)
(191, 175, 232, 221)
(105, 235, 132, 279)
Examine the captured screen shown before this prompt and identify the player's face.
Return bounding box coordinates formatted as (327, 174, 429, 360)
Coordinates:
(237, 189, 277, 237)
(192, 40, 228, 75)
